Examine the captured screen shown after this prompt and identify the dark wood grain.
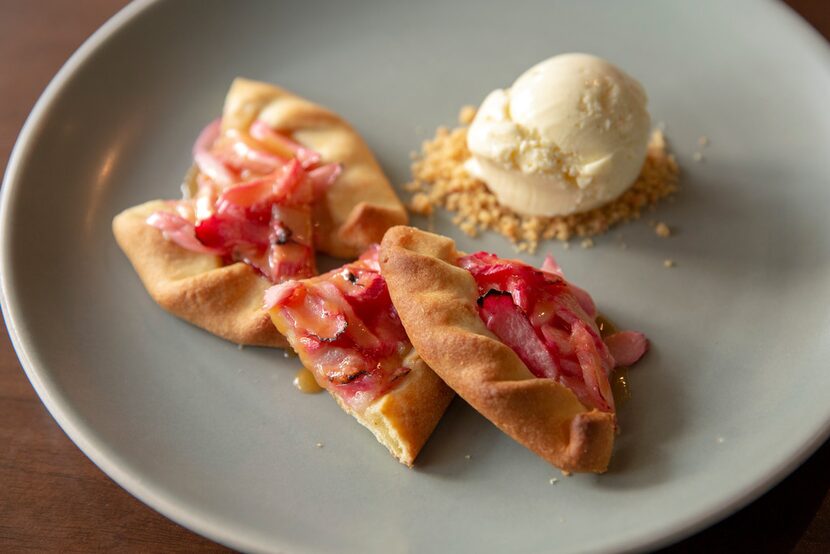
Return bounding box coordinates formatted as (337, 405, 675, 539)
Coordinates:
(0, 1, 827, 552)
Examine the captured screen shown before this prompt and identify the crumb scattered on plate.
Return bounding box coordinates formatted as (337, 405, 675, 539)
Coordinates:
(654, 222, 672, 238)
(406, 108, 680, 253)
(663, 259, 676, 268)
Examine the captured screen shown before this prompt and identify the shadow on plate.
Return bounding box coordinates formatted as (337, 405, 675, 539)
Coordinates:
(658, 438, 830, 552)
(597, 342, 684, 489)
(410, 397, 505, 476)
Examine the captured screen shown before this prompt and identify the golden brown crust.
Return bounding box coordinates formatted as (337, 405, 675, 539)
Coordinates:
(269, 290, 453, 466)
(380, 226, 615, 473)
(113, 200, 287, 347)
(223, 78, 407, 258)
(113, 78, 407, 346)
(332, 356, 454, 467)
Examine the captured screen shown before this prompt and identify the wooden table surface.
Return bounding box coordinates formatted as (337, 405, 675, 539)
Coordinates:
(1, 1, 828, 552)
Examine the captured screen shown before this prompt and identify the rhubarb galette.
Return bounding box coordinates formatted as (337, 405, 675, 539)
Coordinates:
(113, 78, 407, 346)
(266, 246, 454, 466)
(380, 226, 647, 473)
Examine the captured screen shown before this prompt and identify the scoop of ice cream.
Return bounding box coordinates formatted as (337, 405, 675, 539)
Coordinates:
(466, 53, 651, 216)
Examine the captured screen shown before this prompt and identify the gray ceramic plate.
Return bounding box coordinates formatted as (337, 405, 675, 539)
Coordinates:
(2, 0, 829, 552)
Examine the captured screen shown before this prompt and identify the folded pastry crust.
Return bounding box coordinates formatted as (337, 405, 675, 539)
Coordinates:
(223, 78, 408, 258)
(113, 200, 287, 347)
(380, 226, 615, 473)
(113, 78, 407, 346)
(316, 354, 452, 467)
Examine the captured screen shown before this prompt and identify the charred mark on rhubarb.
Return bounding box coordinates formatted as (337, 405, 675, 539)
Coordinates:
(476, 288, 512, 307)
(328, 367, 368, 384)
(390, 366, 412, 382)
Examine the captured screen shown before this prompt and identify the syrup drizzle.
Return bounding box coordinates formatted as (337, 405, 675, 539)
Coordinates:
(596, 313, 631, 405)
(293, 367, 323, 394)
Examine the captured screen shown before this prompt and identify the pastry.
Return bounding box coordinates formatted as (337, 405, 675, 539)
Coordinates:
(266, 246, 454, 466)
(380, 226, 648, 472)
(113, 78, 407, 346)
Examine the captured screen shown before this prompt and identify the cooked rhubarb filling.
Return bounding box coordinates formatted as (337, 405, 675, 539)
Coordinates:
(146, 118, 342, 283)
(266, 246, 416, 411)
(458, 252, 647, 412)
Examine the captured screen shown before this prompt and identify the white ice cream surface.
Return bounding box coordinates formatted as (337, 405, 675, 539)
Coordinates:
(466, 53, 651, 216)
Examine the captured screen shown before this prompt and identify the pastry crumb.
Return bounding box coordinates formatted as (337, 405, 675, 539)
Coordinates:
(580, 238, 594, 249)
(654, 222, 672, 238)
(405, 124, 679, 253)
(315, 442, 324, 448)
(410, 192, 433, 215)
(549, 477, 559, 485)
(663, 258, 676, 268)
(458, 105, 477, 125)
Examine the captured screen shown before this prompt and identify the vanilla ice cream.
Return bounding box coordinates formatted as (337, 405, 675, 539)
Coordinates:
(466, 53, 651, 216)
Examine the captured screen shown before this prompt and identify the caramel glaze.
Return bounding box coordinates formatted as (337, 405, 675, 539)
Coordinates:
(596, 313, 630, 405)
(293, 367, 324, 394)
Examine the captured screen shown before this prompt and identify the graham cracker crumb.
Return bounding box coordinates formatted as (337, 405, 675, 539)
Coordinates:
(410, 192, 433, 215)
(458, 105, 477, 125)
(655, 222, 671, 238)
(405, 123, 679, 253)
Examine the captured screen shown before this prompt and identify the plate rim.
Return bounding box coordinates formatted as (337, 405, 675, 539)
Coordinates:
(0, 1, 275, 552)
(1, 0, 829, 552)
